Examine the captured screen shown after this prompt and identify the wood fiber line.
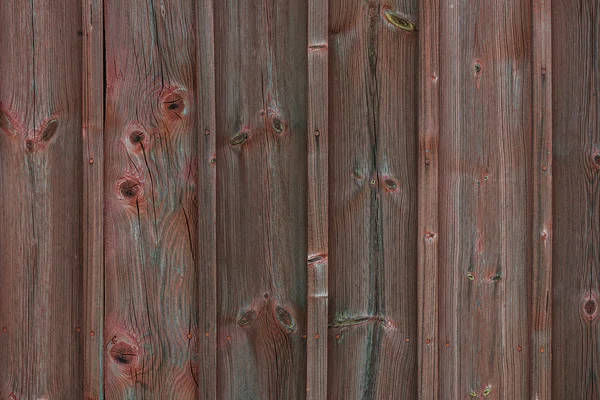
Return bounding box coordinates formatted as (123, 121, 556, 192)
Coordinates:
(552, 0, 600, 397)
(213, 0, 308, 398)
(307, 0, 328, 396)
(104, 0, 199, 397)
(0, 0, 84, 397)
(438, 0, 532, 397)
(328, 0, 419, 398)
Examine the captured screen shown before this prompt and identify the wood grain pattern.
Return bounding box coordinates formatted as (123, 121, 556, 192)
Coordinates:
(328, 1, 418, 398)
(82, 0, 105, 397)
(103, 0, 198, 397)
(417, 0, 439, 396)
(0, 0, 83, 397)
(307, 0, 328, 396)
(552, 0, 600, 397)
(195, 0, 217, 398)
(531, 0, 552, 397)
(438, 0, 532, 397)
(213, 0, 308, 398)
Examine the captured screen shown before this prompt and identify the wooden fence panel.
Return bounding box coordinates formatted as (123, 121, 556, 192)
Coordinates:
(213, 1, 308, 398)
(327, 1, 419, 398)
(3, 0, 600, 398)
(103, 0, 198, 397)
(0, 0, 84, 398)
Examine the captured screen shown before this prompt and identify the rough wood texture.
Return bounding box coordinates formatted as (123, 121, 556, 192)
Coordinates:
(417, 0, 439, 396)
(552, 0, 599, 397)
(213, 0, 308, 398)
(437, 0, 532, 397)
(0, 0, 83, 398)
(307, 0, 328, 397)
(328, 1, 418, 398)
(82, 0, 105, 398)
(195, 0, 217, 398)
(531, 0, 552, 397)
(103, 0, 198, 397)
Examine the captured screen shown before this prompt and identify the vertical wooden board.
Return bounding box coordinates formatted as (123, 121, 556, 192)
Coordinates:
(531, 0, 552, 397)
(417, 0, 440, 396)
(307, 0, 328, 395)
(82, 0, 105, 397)
(213, 0, 308, 398)
(0, 0, 83, 398)
(103, 0, 198, 397)
(328, 1, 418, 398)
(552, 0, 600, 397)
(196, 0, 217, 398)
(438, 0, 531, 398)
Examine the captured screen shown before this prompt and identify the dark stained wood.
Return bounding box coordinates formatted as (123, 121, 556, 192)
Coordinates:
(531, 0, 552, 397)
(417, 0, 440, 396)
(552, 0, 600, 397)
(0, 0, 83, 398)
(82, 0, 105, 398)
(213, 0, 308, 398)
(307, 0, 328, 396)
(195, 0, 217, 398)
(328, 1, 419, 398)
(103, 0, 198, 397)
(437, 0, 532, 398)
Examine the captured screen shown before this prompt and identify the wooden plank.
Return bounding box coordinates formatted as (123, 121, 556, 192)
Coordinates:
(531, 0, 552, 397)
(552, 0, 600, 397)
(103, 0, 198, 397)
(437, 0, 531, 398)
(417, 0, 440, 396)
(328, 1, 418, 398)
(307, 0, 328, 395)
(0, 0, 84, 397)
(82, 0, 105, 397)
(213, 0, 308, 398)
(195, 0, 217, 397)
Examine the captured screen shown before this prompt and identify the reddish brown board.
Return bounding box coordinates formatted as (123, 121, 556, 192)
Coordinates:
(82, 0, 105, 397)
(437, 0, 532, 397)
(103, 0, 198, 397)
(552, 0, 600, 397)
(328, 1, 419, 398)
(0, 0, 83, 397)
(213, 0, 308, 398)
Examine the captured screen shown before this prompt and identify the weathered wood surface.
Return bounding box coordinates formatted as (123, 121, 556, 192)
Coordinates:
(552, 0, 599, 398)
(213, 0, 308, 398)
(437, 0, 533, 397)
(328, 1, 419, 398)
(1, 0, 599, 398)
(103, 0, 198, 397)
(0, 0, 84, 398)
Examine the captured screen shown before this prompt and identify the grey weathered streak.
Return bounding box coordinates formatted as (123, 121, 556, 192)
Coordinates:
(328, 1, 418, 398)
(213, 0, 308, 398)
(0, 0, 83, 398)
